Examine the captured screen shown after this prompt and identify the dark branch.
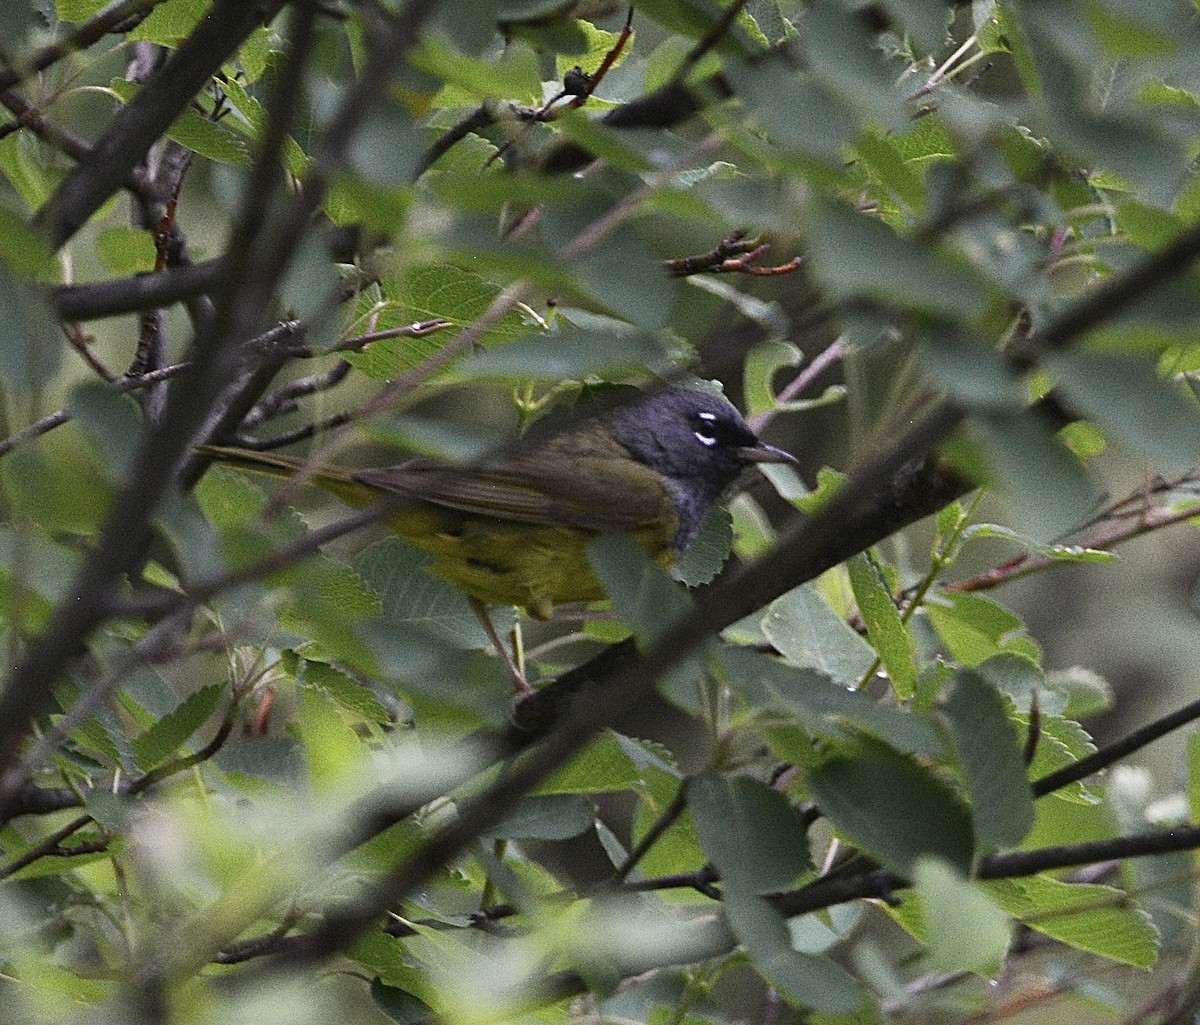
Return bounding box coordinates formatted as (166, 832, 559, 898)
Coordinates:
(52, 260, 225, 321)
(1033, 692, 1200, 797)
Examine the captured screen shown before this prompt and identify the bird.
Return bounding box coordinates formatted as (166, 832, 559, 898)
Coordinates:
(200, 387, 797, 685)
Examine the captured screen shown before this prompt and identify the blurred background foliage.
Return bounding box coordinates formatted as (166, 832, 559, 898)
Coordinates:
(0, 0, 1199, 1023)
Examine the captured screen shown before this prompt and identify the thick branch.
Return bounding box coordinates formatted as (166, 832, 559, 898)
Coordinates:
(52, 259, 225, 321)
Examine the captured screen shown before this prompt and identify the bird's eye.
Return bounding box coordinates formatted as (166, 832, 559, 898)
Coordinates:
(692, 410, 719, 447)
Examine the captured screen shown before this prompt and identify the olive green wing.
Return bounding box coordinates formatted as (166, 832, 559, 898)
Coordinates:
(356, 432, 674, 533)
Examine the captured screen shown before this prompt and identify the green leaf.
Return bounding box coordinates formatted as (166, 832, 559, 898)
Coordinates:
(925, 590, 1041, 667)
(0, 526, 80, 613)
(806, 198, 991, 321)
(1044, 666, 1113, 719)
(723, 647, 946, 759)
(634, 0, 759, 47)
(800, 2, 906, 130)
(588, 534, 692, 646)
(411, 34, 541, 102)
(68, 383, 144, 483)
(290, 686, 366, 787)
(483, 794, 596, 841)
(970, 408, 1097, 542)
(0, 134, 60, 211)
(1047, 351, 1200, 467)
(729, 493, 776, 559)
(1087, 5, 1175, 58)
(299, 660, 391, 727)
(1188, 732, 1200, 822)
(214, 73, 265, 135)
(64, 713, 124, 770)
(959, 522, 1118, 565)
(95, 227, 157, 275)
(126, 0, 210, 45)
(353, 537, 491, 650)
(325, 173, 409, 232)
(761, 584, 876, 687)
(0, 207, 55, 277)
(556, 20, 634, 80)
(853, 129, 927, 214)
(84, 790, 133, 832)
(370, 980, 436, 1024)
(724, 63, 859, 166)
(891, 110, 958, 166)
(537, 731, 642, 794)
(166, 107, 253, 166)
(939, 671, 1035, 848)
(56, 0, 114, 20)
(788, 465, 847, 514)
(671, 505, 732, 587)
(723, 886, 864, 1013)
(986, 875, 1159, 968)
(213, 737, 306, 791)
(921, 333, 1024, 408)
(110, 79, 251, 164)
(235, 24, 273, 82)
(630, 769, 706, 884)
(347, 102, 425, 188)
(913, 858, 1011, 974)
(1025, 712, 1099, 806)
(688, 770, 810, 893)
(566, 219, 673, 328)
(130, 683, 225, 772)
(1115, 198, 1185, 249)
(971, 653, 1047, 712)
(846, 553, 917, 699)
(1, 436, 111, 540)
(743, 341, 803, 417)
(279, 555, 383, 667)
(344, 266, 530, 379)
(807, 738, 976, 875)
(458, 324, 677, 380)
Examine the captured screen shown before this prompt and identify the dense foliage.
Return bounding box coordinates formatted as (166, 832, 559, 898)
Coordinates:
(1, 0, 1200, 1022)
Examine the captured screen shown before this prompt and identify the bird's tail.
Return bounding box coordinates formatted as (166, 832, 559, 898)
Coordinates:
(196, 445, 376, 508)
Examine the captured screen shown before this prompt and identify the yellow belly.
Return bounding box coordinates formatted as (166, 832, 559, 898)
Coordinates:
(386, 507, 676, 618)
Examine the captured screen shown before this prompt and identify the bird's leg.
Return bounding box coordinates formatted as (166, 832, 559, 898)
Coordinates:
(469, 597, 531, 693)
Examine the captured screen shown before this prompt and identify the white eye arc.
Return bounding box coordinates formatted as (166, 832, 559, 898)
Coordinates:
(693, 410, 719, 447)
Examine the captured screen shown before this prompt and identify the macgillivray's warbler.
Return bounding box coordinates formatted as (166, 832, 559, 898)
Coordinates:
(200, 387, 797, 651)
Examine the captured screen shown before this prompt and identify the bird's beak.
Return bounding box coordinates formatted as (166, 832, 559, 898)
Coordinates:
(740, 442, 800, 466)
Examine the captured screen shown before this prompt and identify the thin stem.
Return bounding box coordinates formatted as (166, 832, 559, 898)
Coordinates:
(1032, 692, 1200, 798)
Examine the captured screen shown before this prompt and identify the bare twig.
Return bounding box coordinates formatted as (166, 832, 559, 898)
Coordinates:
(242, 361, 352, 428)
(1032, 691, 1200, 797)
(231, 411, 355, 450)
(613, 780, 690, 883)
(664, 233, 803, 278)
(749, 336, 848, 432)
(948, 491, 1200, 593)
